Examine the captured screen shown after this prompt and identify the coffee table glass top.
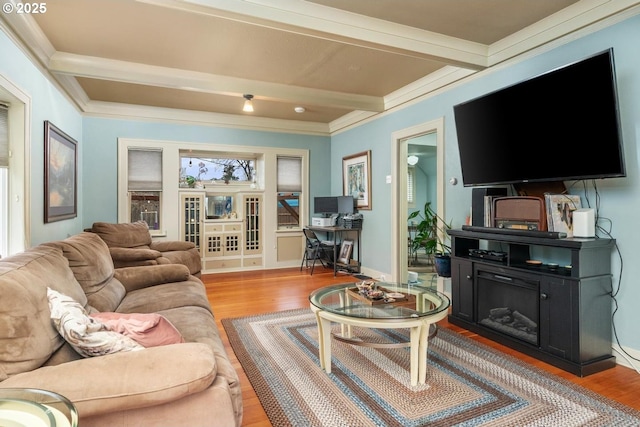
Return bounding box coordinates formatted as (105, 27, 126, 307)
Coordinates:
(309, 281, 449, 320)
(0, 388, 78, 427)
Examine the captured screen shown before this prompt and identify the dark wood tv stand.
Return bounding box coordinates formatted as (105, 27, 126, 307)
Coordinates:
(447, 228, 616, 376)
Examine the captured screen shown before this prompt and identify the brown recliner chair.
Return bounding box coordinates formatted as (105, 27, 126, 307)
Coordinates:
(87, 221, 202, 277)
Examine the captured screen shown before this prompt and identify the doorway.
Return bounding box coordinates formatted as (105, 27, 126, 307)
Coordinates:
(407, 137, 437, 277)
(390, 118, 444, 284)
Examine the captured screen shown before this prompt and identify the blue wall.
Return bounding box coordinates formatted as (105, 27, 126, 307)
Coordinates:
(0, 27, 83, 244)
(82, 117, 331, 226)
(331, 14, 640, 351)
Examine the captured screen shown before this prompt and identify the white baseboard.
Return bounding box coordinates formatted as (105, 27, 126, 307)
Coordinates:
(612, 344, 640, 373)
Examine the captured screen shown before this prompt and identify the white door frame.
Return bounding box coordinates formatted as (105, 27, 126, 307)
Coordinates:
(390, 118, 444, 282)
(0, 74, 31, 256)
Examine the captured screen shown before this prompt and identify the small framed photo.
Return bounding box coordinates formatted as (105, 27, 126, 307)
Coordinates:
(338, 239, 354, 264)
(44, 121, 77, 223)
(343, 150, 371, 210)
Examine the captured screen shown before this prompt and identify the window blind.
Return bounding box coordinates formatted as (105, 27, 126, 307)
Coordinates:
(0, 104, 8, 168)
(277, 156, 302, 192)
(407, 167, 415, 204)
(128, 148, 162, 191)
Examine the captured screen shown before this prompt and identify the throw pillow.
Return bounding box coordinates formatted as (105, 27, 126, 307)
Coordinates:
(90, 312, 185, 347)
(47, 288, 143, 357)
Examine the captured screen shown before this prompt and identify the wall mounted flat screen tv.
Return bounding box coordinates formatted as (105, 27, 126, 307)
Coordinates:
(453, 49, 625, 187)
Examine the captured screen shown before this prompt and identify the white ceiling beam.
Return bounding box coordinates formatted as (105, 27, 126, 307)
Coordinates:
(48, 52, 385, 112)
(137, 0, 489, 70)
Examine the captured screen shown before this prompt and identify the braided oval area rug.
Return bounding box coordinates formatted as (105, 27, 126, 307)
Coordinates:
(222, 308, 640, 427)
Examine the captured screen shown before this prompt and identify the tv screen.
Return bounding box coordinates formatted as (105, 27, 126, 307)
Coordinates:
(314, 196, 338, 214)
(453, 49, 625, 187)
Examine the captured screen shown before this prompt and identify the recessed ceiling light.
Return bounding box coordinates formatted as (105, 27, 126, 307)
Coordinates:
(294, 106, 305, 113)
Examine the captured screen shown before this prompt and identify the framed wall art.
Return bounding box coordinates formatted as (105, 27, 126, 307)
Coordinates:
(342, 150, 371, 210)
(44, 121, 77, 223)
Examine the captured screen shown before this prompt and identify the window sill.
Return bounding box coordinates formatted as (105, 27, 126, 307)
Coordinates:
(276, 227, 302, 233)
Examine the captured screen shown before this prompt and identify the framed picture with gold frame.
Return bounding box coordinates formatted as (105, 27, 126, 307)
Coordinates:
(342, 150, 371, 210)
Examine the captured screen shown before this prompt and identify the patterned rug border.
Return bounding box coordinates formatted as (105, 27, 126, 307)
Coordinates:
(222, 308, 640, 427)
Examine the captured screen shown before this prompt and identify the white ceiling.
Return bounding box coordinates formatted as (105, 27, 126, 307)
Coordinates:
(1, 0, 638, 134)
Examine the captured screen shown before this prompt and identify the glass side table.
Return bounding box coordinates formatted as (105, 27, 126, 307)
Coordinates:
(0, 388, 78, 427)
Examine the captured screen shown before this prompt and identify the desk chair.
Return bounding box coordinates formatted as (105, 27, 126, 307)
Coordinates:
(300, 228, 333, 275)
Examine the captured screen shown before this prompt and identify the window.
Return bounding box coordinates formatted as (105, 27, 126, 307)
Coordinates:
(128, 148, 162, 231)
(407, 166, 416, 206)
(277, 156, 302, 229)
(180, 155, 255, 186)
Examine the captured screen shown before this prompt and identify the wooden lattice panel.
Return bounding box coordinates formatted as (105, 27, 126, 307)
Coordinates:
(244, 195, 262, 254)
(181, 194, 202, 249)
(225, 233, 241, 255)
(205, 235, 223, 257)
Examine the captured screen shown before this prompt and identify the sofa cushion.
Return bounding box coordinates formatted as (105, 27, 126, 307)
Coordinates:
(0, 343, 217, 417)
(116, 280, 212, 314)
(0, 246, 86, 377)
(114, 264, 191, 293)
(91, 221, 152, 248)
(44, 233, 126, 312)
(109, 247, 162, 262)
(48, 288, 143, 357)
(160, 248, 202, 276)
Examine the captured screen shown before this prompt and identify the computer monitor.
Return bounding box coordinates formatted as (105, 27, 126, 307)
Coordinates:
(314, 196, 338, 215)
(337, 196, 356, 214)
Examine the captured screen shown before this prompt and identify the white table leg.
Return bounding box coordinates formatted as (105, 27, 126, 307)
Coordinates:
(318, 314, 333, 373)
(418, 322, 431, 384)
(409, 325, 420, 386)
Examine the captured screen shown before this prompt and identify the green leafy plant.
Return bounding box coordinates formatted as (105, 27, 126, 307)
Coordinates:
(408, 201, 452, 256)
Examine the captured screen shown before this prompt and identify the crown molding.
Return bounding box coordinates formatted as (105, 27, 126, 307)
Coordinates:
(488, 0, 640, 65)
(83, 100, 332, 136)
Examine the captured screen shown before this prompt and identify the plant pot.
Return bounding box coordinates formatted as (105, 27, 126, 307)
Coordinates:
(434, 254, 451, 277)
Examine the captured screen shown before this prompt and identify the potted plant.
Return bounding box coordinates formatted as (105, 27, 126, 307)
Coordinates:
(408, 202, 452, 277)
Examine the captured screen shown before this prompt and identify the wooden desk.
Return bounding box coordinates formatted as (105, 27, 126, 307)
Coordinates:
(307, 225, 361, 276)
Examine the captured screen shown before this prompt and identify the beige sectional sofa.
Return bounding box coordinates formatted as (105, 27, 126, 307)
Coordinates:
(87, 221, 202, 277)
(0, 232, 242, 427)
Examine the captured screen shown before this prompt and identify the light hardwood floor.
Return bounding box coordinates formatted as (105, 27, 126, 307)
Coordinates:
(203, 266, 640, 427)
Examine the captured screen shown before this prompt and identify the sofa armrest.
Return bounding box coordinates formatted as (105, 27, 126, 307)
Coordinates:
(109, 247, 162, 262)
(0, 343, 216, 418)
(114, 264, 191, 292)
(150, 241, 196, 252)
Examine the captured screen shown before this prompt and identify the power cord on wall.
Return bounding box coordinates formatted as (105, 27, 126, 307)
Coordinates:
(579, 180, 640, 374)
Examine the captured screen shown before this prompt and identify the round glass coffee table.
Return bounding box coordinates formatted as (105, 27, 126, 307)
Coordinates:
(309, 281, 450, 386)
(0, 388, 78, 427)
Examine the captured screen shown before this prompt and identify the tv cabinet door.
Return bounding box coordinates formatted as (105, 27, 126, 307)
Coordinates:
(539, 277, 575, 360)
(452, 259, 474, 321)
